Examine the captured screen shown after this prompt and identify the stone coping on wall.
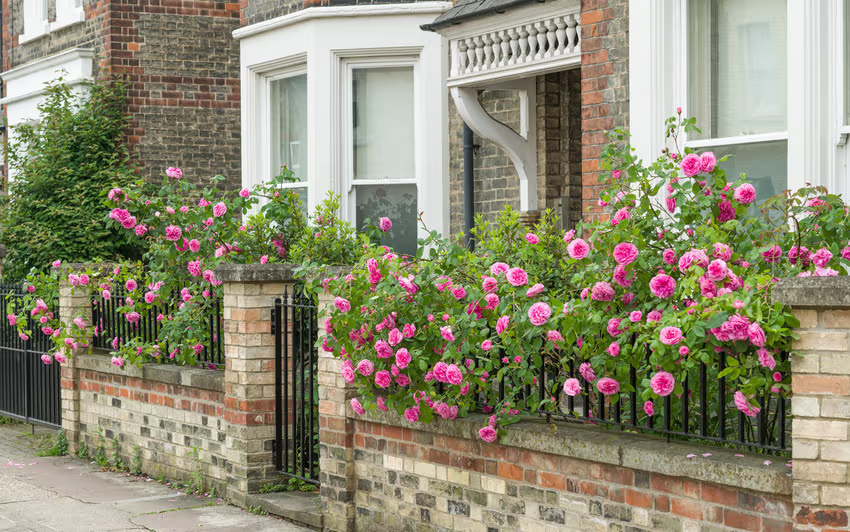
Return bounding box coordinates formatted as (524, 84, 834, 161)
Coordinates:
(215, 263, 298, 283)
(773, 277, 850, 309)
(358, 410, 792, 497)
(75, 350, 224, 393)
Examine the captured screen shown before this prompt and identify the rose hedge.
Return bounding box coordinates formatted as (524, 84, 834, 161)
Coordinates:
(322, 114, 850, 443)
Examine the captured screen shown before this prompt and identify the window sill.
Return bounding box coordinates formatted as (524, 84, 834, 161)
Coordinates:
(49, 15, 85, 33)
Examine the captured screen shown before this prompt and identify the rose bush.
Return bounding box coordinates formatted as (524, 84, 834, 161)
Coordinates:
(323, 113, 850, 445)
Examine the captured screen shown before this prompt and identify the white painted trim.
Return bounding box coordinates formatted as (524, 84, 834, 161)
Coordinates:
(233, 2, 451, 40)
(435, 0, 580, 40)
(686, 132, 789, 150)
(0, 76, 88, 105)
(447, 55, 581, 88)
(1, 48, 94, 82)
(451, 80, 539, 212)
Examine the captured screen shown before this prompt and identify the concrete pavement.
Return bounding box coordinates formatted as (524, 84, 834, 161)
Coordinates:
(0, 423, 310, 532)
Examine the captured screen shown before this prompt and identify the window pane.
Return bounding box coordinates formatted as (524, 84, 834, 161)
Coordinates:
(846, 0, 850, 124)
(688, 0, 787, 139)
(355, 184, 417, 255)
(353, 67, 415, 180)
(270, 74, 308, 182)
(714, 140, 788, 203)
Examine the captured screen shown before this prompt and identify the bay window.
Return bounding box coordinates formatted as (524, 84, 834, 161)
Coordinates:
(846, 0, 850, 125)
(686, 0, 788, 202)
(350, 65, 418, 255)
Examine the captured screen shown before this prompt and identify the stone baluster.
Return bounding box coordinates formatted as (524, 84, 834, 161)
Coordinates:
(525, 24, 537, 61)
(482, 33, 493, 69)
(544, 18, 557, 58)
(534, 21, 546, 59)
(555, 17, 567, 55)
(465, 37, 476, 72)
(457, 40, 468, 74)
(499, 30, 510, 66)
(567, 14, 579, 52)
(473, 35, 484, 71)
(517, 26, 529, 63)
(490, 32, 501, 68)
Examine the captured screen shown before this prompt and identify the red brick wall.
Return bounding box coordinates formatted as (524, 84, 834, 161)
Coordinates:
(342, 418, 794, 532)
(580, 0, 629, 222)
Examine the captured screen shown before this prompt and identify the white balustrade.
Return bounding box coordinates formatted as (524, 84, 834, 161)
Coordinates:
(449, 11, 581, 81)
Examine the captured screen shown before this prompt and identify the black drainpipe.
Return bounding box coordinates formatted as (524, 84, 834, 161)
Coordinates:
(463, 123, 476, 249)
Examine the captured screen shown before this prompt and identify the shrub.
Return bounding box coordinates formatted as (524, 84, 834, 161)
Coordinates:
(322, 113, 850, 443)
(0, 77, 143, 279)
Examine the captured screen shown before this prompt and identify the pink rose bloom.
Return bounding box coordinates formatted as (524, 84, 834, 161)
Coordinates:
(238, 188, 251, 198)
(111, 356, 125, 368)
(440, 326, 456, 342)
(666, 196, 677, 213)
(579, 362, 596, 382)
(375, 340, 393, 359)
(52, 260, 62, 268)
(54, 353, 67, 364)
(376, 396, 388, 411)
(563, 229, 576, 243)
(405, 406, 420, 423)
(452, 286, 467, 300)
(484, 293, 501, 310)
(342, 366, 356, 383)
(125, 279, 138, 292)
(186, 239, 201, 253)
(629, 311, 642, 323)
(379, 217, 392, 232)
(374, 371, 392, 388)
(396, 374, 411, 387)
(733, 183, 757, 204)
(748, 322, 767, 347)
(482, 340, 493, 351)
(144, 291, 156, 304)
(334, 297, 351, 312)
(662, 249, 677, 265)
(762, 245, 783, 263)
(528, 302, 552, 326)
(357, 359, 375, 376)
(758, 348, 776, 370)
(188, 260, 203, 277)
(773, 372, 782, 383)
(644, 400, 655, 416)
(812, 248, 833, 268)
(166, 167, 182, 179)
(165, 225, 183, 241)
(680, 346, 690, 356)
(613, 242, 639, 266)
(490, 262, 509, 276)
(563, 378, 582, 396)
(650, 371, 676, 396)
(706, 259, 728, 282)
(547, 330, 564, 342)
(734, 391, 761, 418)
(433, 362, 449, 382)
(597, 378, 620, 396)
(526, 233, 540, 244)
(680, 153, 702, 177)
(479, 426, 498, 443)
(567, 238, 590, 260)
(403, 324, 416, 339)
(607, 342, 620, 357)
(482, 276, 498, 293)
(718, 200, 737, 222)
(591, 282, 615, 302)
(612, 208, 631, 225)
(699, 152, 716, 173)
(714, 243, 732, 261)
(496, 315, 511, 336)
(678, 249, 710, 272)
(607, 318, 623, 337)
(659, 326, 683, 345)
(580, 288, 590, 300)
(7, 314, 17, 326)
(526, 283, 545, 297)
(506, 267, 529, 287)
(649, 274, 676, 299)
(388, 327, 404, 346)
(788, 246, 810, 266)
(350, 398, 366, 415)
(446, 364, 464, 385)
(213, 202, 227, 217)
(395, 348, 412, 369)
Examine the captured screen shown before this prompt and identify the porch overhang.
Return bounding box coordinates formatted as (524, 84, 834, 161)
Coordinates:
(424, 0, 581, 212)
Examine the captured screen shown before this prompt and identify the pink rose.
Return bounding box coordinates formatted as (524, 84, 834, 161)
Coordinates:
(644, 401, 655, 416)
(773, 372, 782, 383)
(659, 326, 683, 345)
(563, 229, 576, 242)
(579, 362, 596, 382)
(394, 348, 412, 370)
(526, 283, 545, 297)
(388, 328, 403, 346)
(213, 202, 227, 217)
(165, 225, 183, 241)
(377, 396, 388, 411)
(650, 371, 676, 397)
(357, 359, 375, 376)
(547, 330, 564, 343)
(762, 245, 783, 263)
(714, 242, 732, 261)
(613, 242, 639, 266)
(649, 274, 676, 299)
(479, 426, 498, 443)
(666, 196, 677, 213)
(680, 153, 702, 177)
(446, 364, 464, 385)
(734, 391, 761, 418)
(452, 287, 467, 300)
(612, 208, 631, 225)
(607, 342, 620, 357)
(611, 170, 623, 180)
(758, 348, 776, 370)
(375, 340, 393, 359)
(596, 377, 620, 396)
(440, 326, 456, 342)
(525, 233, 540, 244)
(490, 262, 509, 276)
(748, 322, 767, 347)
(679, 346, 690, 356)
(166, 167, 182, 179)
(563, 378, 582, 396)
(482, 340, 493, 351)
(342, 364, 355, 383)
(678, 249, 710, 272)
(662, 249, 677, 265)
(718, 200, 737, 222)
(812, 248, 833, 268)
(733, 183, 757, 205)
(568, 238, 590, 260)
(706, 259, 728, 282)
(375, 371, 392, 388)
(485, 293, 500, 309)
(591, 282, 615, 302)
(334, 297, 352, 312)
(379, 217, 392, 232)
(528, 302, 552, 326)
(482, 276, 498, 293)
(405, 406, 420, 423)
(506, 268, 529, 287)
(403, 323, 416, 338)
(629, 311, 642, 322)
(496, 316, 510, 336)
(607, 318, 623, 337)
(699, 152, 716, 173)
(350, 398, 366, 416)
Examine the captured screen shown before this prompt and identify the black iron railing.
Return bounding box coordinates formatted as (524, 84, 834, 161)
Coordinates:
(91, 288, 223, 365)
(273, 286, 320, 485)
(484, 348, 790, 454)
(0, 281, 61, 428)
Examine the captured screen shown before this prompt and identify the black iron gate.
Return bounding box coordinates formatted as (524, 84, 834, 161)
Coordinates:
(0, 282, 61, 429)
(272, 286, 320, 485)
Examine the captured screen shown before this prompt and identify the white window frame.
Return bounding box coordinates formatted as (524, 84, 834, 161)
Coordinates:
(339, 54, 421, 233)
(630, 0, 849, 198)
(266, 66, 310, 204)
(21, 0, 85, 43)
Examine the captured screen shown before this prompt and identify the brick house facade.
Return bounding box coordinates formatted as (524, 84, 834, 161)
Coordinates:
(1, 0, 242, 185)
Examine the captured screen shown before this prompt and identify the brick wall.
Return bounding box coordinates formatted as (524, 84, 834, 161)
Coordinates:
(73, 354, 229, 491)
(580, 0, 629, 222)
(774, 277, 850, 530)
(3, 0, 242, 187)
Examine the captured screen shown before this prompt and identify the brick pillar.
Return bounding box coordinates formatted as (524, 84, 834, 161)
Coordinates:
(58, 267, 94, 453)
(774, 278, 850, 529)
(216, 263, 296, 505)
(317, 289, 357, 532)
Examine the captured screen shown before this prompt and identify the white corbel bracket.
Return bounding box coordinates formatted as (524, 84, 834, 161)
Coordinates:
(451, 78, 538, 212)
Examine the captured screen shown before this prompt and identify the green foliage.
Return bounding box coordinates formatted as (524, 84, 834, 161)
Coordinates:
(259, 478, 318, 493)
(131, 445, 143, 476)
(291, 193, 365, 269)
(93, 427, 109, 468)
(0, 76, 144, 279)
(76, 440, 89, 460)
(186, 446, 206, 494)
(110, 436, 125, 471)
(39, 429, 69, 457)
